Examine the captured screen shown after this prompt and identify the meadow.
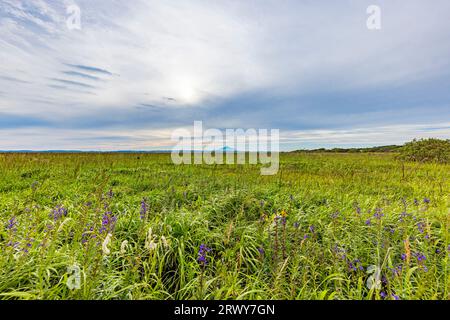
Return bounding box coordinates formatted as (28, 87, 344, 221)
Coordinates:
(0, 152, 448, 300)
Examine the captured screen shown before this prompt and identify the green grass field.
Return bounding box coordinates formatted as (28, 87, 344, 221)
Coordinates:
(0, 152, 448, 300)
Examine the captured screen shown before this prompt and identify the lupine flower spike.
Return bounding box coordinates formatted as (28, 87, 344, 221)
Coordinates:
(197, 244, 211, 267)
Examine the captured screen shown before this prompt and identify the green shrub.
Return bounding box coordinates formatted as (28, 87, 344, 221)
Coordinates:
(399, 138, 450, 163)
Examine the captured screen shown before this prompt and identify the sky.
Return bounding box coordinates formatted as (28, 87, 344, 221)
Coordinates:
(0, 0, 449, 151)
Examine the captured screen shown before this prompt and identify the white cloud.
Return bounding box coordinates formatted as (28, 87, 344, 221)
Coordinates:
(1, 122, 448, 151)
(0, 0, 449, 149)
(283, 122, 450, 146)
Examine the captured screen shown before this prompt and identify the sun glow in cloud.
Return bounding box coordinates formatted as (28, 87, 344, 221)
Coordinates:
(171, 76, 201, 105)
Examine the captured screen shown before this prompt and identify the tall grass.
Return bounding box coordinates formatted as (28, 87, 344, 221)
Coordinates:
(0, 152, 448, 300)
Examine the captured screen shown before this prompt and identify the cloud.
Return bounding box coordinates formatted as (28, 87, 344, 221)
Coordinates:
(0, 113, 50, 129)
(0, 75, 32, 84)
(283, 123, 450, 147)
(50, 78, 97, 89)
(0, 0, 449, 149)
(65, 64, 113, 76)
(62, 71, 101, 81)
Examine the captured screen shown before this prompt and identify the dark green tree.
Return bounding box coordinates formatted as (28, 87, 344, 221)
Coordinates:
(399, 138, 450, 163)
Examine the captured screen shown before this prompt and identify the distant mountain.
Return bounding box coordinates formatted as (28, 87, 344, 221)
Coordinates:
(221, 146, 235, 152)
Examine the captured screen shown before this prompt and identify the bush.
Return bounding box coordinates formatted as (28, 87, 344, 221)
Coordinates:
(399, 138, 450, 163)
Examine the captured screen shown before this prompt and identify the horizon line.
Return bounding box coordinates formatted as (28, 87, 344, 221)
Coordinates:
(0, 145, 404, 153)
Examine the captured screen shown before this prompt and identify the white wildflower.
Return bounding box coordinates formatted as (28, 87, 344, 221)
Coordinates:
(145, 227, 157, 251)
(161, 235, 169, 248)
(366, 265, 382, 290)
(102, 233, 112, 255)
(120, 240, 129, 254)
(147, 241, 157, 251)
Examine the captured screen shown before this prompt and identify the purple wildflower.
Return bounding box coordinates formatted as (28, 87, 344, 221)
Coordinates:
(348, 259, 362, 272)
(81, 224, 95, 244)
(99, 211, 117, 234)
(399, 211, 409, 222)
(50, 205, 68, 221)
(392, 294, 400, 300)
(309, 225, 315, 233)
(45, 224, 53, 233)
(380, 292, 387, 299)
(390, 265, 402, 276)
(257, 247, 265, 255)
(414, 252, 426, 262)
(332, 244, 346, 260)
(293, 222, 300, 229)
(384, 226, 395, 234)
(274, 215, 281, 222)
(417, 222, 425, 233)
(197, 244, 211, 267)
(140, 198, 148, 220)
(6, 241, 20, 248)
(365, 219, 371, 226)
(373, 208, 384, 219)
(6, 217, 17, 231)
(401, 253, 407, 261)
(423, 198, 430, 204)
